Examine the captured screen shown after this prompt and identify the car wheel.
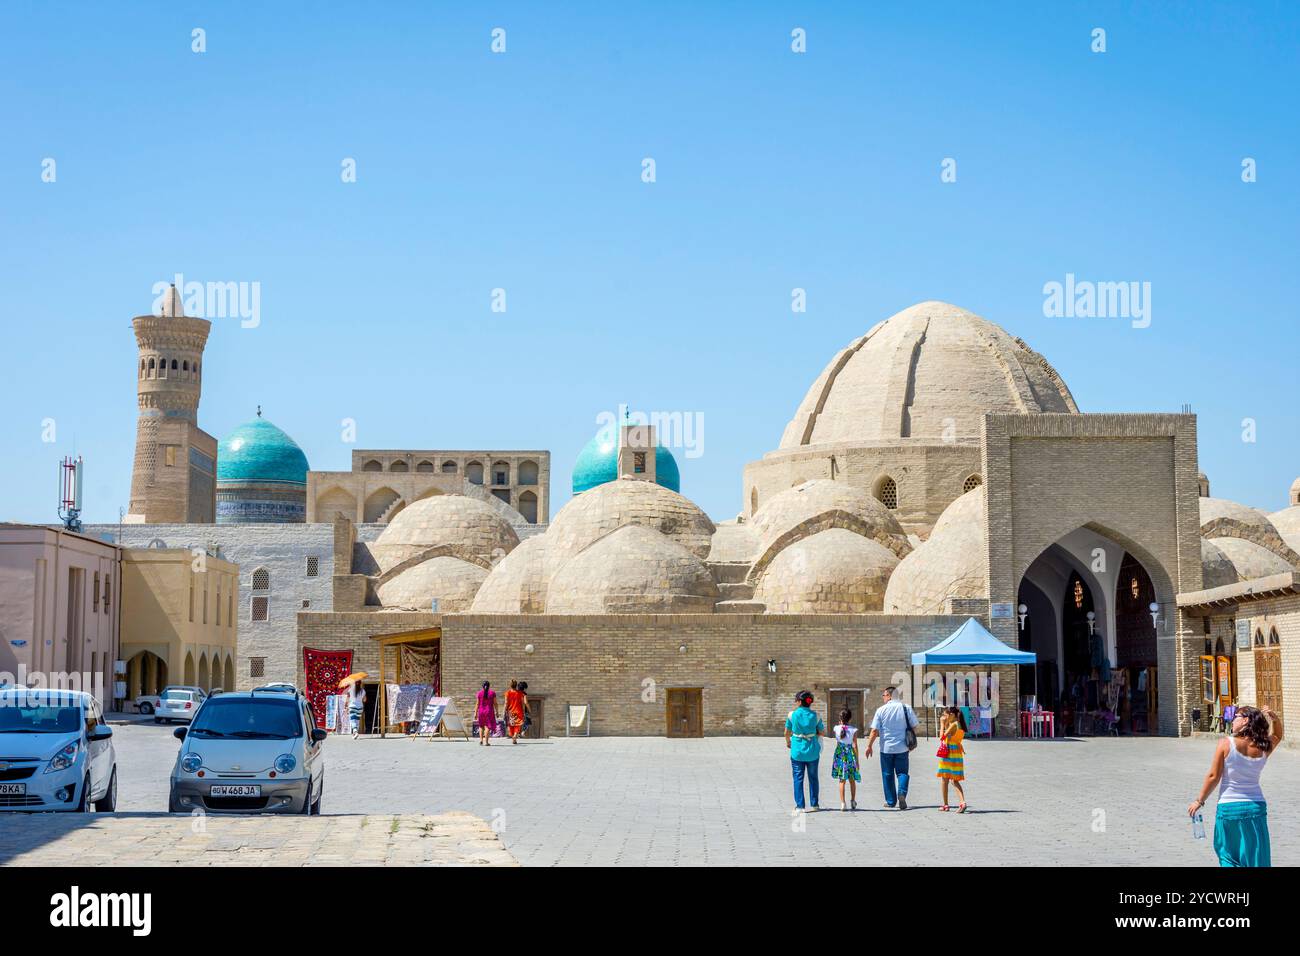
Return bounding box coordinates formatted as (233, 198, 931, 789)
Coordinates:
(300, 780, 313, 815)
(167, 785, 184, 814)
(76, 773, 92, 812)
(94, 768, 118, 812)
(310, 774, 323, 815)
(140, 703, 154, 715)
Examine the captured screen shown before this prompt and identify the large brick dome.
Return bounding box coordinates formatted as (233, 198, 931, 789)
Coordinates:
(779, 301, 1078, 449)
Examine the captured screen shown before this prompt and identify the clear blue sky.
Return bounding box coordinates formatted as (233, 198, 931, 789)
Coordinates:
(2, 1, 1297, 524)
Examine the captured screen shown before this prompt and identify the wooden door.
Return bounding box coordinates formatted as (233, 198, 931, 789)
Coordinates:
(1255, 648, 1283, 717)
(827, 689, 865, 732)
(524, 696, 545, 739)
(666, 688, 703, 738)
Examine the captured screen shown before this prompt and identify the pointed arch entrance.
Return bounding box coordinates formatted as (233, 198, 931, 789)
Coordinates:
(1016, 525, 1173, 735)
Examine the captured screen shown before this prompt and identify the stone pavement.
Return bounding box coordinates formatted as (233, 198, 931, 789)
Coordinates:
(7, 725, 1299, 866)
(0, 812, 516, 866)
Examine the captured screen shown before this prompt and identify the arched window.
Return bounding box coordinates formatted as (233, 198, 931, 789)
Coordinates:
(251, 567, 270, 592)
(362, 459, 383, 472)
(518, 460, 539, 485)
(963, 474, 982, 493)
(1269, 627, 1280, 646)
(466, 461, 484, 485)
(171, 359, 178, 370)
(183, 360, 189, 371)
(1254, 629, 1265, 647)
(492, 461, 510, 486)
(415, 460, 434, 473)
(440, 461, 458, 474)
(877, 476, 898, 510)
(389, 460, 409, 473)
(519, 490, 538, 523)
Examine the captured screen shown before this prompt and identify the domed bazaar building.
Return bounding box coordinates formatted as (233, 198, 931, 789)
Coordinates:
(277, 301, 1300, 740)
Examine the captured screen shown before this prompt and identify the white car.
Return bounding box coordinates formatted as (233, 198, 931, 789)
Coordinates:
(134, 693, 162, 715)
(154, 688, 206, 724)
(0, 688, 118, 812)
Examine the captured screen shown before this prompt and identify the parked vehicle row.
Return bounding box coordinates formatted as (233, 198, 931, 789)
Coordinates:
(1, 685, 324, 816)
(134, 685, 221, 716)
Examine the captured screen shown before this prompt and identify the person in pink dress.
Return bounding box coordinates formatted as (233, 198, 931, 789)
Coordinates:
(475, 681, 499, 746)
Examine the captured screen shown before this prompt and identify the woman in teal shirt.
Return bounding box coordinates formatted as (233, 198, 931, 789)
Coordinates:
(785, 690, 825, 812)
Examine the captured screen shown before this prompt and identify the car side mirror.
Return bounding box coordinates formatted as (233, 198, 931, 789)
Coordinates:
(88, 725, 113, 741)
(173, 727, 187, 740)
(311, 728, 327, 743)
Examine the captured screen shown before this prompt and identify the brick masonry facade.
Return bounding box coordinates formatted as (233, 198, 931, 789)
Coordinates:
(296, 611, 1020, 738)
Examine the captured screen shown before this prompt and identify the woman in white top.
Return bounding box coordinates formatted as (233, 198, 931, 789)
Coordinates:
(1188, 705, 1283, 867)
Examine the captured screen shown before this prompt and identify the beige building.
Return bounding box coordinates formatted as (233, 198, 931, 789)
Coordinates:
(294, 300, 1300, 739)
(119, 547, 239, 698)
(307, 449, 550, 525)
(124, 285, 218, 525)
(0, 525, 121, 705)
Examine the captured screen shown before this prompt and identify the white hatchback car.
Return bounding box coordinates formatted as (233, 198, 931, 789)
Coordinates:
(154, 688, 206, 724)
(0, 688, 117, 812)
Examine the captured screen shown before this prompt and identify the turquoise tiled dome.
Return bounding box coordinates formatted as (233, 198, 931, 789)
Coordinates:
(217, 417, 309, 487)
(572, 430, 680, 495)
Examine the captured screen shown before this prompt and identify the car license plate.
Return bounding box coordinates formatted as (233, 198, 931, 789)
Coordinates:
(209, 784, 261, 797)
(0, 784, 26, 795)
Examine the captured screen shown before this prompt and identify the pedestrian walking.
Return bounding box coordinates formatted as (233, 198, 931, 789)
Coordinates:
(936, 706, 967, 812)
(830, 708, 861, 811)
(784, 690, 825, 813)
(347, 681, 366, 735)
(865, 686, 918, 810)
(1189, 704, 1283, 867)
(505, 679, 527, 744)
(476, 680, 499, 746)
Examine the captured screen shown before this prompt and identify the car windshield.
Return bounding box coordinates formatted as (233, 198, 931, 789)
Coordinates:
(0, 696, 83, 734)
(188, 697, 301, 739)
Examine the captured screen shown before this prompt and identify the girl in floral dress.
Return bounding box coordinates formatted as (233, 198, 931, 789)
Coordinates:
(937, 706, 968, 812)
(830, 708, 861, 811)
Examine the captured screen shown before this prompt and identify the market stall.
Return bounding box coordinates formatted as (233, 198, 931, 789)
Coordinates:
(910, 617, 1037, 738)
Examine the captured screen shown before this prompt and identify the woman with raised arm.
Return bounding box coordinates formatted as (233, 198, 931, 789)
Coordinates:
(1188, 705, 1283, 867)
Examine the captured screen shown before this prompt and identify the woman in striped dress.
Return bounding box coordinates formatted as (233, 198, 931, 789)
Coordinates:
(937, 706, 967, 812)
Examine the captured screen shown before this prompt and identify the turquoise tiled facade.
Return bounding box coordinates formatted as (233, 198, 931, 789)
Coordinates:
(216, 417, 309, 524)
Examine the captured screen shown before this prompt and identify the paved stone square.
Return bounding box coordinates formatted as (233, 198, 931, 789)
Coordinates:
(3, 721, 1297, 866)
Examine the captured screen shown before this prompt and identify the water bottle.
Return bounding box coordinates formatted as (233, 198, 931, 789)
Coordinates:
(1191, 810, 1206, 840)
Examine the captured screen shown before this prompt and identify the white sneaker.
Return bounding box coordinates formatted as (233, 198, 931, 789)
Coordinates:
(839, 801, 847, 812)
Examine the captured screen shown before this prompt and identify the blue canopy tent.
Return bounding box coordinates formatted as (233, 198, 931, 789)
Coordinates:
(911, 617, 1037, 737)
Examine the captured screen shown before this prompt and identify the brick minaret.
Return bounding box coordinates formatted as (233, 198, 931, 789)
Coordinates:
(124, 286, 218, 523)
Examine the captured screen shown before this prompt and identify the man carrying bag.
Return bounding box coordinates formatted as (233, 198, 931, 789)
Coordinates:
(865, 686, 919, 810)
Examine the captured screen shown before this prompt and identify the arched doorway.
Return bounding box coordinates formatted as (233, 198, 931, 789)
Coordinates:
(183, 652, 195, 686)
(126, 650, 168, 699)
(1114, 553, 1158, 733)
(1017, 527, 1171, 735)
(198, 654, 210, 692)
(224, 656, 235, 692)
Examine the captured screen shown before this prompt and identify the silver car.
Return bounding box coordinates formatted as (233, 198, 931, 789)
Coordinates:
(154, 688, 206, 724)
(0, 689, 117, 812)
(169, 690, 326, 814)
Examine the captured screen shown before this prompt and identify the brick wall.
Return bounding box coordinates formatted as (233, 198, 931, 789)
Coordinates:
(297, 611, 1021, 738)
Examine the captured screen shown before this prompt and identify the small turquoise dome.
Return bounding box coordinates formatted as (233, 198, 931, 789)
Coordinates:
(572, 430, 680, 495)
(217, 417, 309, 487)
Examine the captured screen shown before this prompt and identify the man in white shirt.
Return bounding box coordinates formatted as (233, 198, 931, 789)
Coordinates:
(865, 686, 919, 810)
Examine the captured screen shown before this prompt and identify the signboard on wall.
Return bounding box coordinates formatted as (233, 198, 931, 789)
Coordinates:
(990, 603, 1014, 620)
(1235, 619, 1251, 651)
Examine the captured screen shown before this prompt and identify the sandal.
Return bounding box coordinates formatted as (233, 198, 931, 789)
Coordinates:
(939, 805, 950, 811)
(958, 803, 968, 813)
